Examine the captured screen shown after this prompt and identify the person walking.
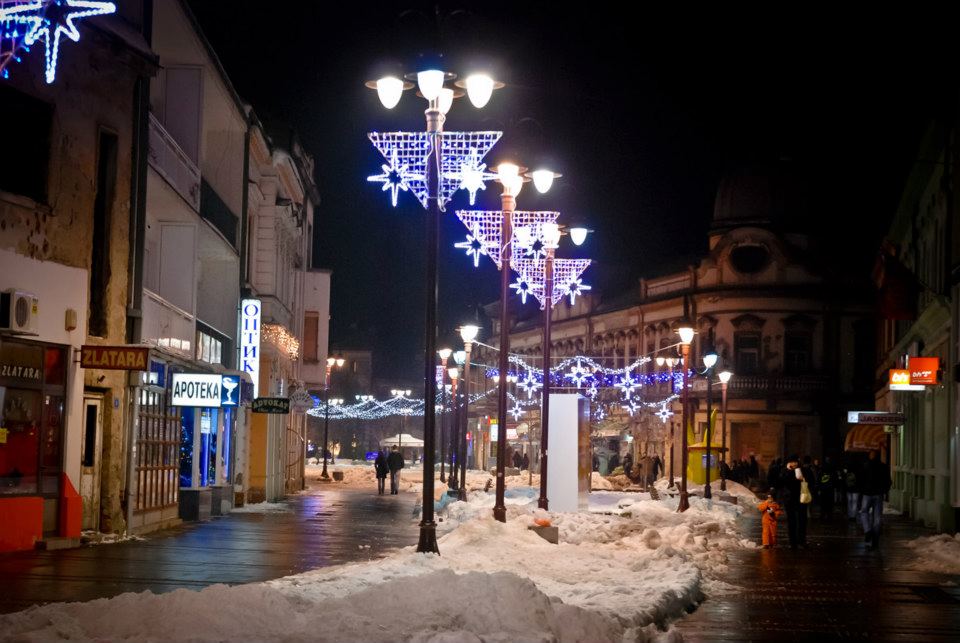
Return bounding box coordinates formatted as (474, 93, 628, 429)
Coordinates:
(859, 449, 892, 549)
(748, 455, 760, 486)
(622, 452, 634, 478)
(521, 452, 530, 471)
(843, 460, 860, 521)
(387, 446, 404, 495)
(767, 458, 782, 494)
(374, 450, 389, 495)
(779, 454, 813, 548)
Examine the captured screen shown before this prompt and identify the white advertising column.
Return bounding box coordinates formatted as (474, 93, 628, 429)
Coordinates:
(546, 394, 590, 512)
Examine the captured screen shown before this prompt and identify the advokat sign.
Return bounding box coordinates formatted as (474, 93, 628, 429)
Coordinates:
(252, 397, 290, 414)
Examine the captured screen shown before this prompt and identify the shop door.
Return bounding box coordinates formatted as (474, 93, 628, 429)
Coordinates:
(80, 396, 103, 531)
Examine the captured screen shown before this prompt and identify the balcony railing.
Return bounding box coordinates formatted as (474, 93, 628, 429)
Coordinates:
(690, 374, 830, 394)
(148, 113, 201, 212)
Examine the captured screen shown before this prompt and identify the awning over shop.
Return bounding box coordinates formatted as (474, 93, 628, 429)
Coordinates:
(379, 434, 424, 448)
(844, 424, 888, 452)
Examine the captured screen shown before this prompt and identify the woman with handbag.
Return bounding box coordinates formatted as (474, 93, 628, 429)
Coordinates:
(778, 454, 813, 549)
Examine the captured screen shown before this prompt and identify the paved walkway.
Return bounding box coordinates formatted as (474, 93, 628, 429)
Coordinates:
(0, 485, 419, 614)
(674, 507, 960, 642)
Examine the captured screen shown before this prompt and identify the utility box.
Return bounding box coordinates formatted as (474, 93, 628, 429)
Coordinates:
(546, 394, 590, 512)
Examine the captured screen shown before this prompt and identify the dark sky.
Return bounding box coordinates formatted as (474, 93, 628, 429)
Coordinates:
(186, 2, 950, 381)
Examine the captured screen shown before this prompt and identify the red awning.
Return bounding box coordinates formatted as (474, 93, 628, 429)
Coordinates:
(844, 425, 888, 452)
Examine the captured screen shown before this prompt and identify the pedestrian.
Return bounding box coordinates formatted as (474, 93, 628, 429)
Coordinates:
(608, 451, 620, 473)
(778, 454, 813, 548)
(521, 452, 530, 471)
(858, 449, 892, 549)
(512, 450, 522, 469)
(374, 450, 389, 495)
(387, 445, 404, 494)
(622, 452, 634, 478)
(651, 454, 662, 480)
(843, 461, 860, 521)
(758, 494, 784, 548)
(767, 458, 781, 493)
(818, 456, 836, 519)
(748, 455, 760, 485)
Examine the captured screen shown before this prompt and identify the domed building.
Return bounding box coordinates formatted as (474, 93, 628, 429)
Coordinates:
(484, 163, 876, 482)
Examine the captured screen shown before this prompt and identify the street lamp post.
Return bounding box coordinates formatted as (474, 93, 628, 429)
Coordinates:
(676, 323, 695, 512)
(448, 366, 460, 490)
(702, 346, 718, 500)
(537, 222, 562, 510)
(718, 368, 733, 492)
(658, 356, 678, 489)
(438, 348, 452, 483)
(458, 324, 478, 500)
(321, 355, 345, 481)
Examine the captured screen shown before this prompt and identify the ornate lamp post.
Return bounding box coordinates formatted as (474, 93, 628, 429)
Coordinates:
(451, 351, 466, 489)
(438, 347, 452, 483)
(458, 324, 479, 500)
(537, 222, 564, 510)
(366, 66, 502, 554)
(657, 355, 679, 488)
(447, 366, 460, 489)
(676, 323, 695, 512)
(718, 368, 733, 492)
(321, 355, 345, 480)
(701, 345, 718, 500)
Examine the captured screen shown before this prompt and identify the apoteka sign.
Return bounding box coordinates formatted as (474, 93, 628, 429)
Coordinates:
(172, 374, 223, 407)
(240, 299, 261, 398)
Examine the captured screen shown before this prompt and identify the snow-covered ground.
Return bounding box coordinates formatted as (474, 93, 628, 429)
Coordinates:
(905, 532, 960, 574)
(1, 477, 754, 642)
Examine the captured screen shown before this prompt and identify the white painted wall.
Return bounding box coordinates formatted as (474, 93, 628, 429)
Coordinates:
(0, 248, 88, 492)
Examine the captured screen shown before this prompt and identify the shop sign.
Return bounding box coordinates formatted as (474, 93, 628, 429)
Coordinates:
(221, 375, 240, 407)
(289, 388, 317, 411)
(171, 373, 222, 407)
(252, 397, 290, 414)
(0, 364, 41, 381)
(889, 369, 924, 391)
(909, 357, 940, 386)
(847, 411, 906, 425)
(80, 346, 150, 370)
(240, 299, 261, 398)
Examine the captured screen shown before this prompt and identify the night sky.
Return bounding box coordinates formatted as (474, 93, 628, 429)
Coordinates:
(186, 2, 949, 382)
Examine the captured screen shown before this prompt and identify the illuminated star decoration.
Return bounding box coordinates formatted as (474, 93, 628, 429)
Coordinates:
(586, 379, 599, 399)
(454, 223, 489, 268)
(367, 149, 423, 207)
(0, 0, 116, 84)
(622, 399, 641, 417)
(444, 148, 495, 206)
(518, 371, 542, 399)
(565, 359, 592, 388)
(509, 403, 525, 421)
(565, 277, 592, 305)
(510, 275, 536, 305)
(655, 404, 674, 424)
(617, 373, 638, 400)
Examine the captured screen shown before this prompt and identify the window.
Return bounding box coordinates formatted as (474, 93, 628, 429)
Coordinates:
(0, 85, 52, 202)
(735, 332, 761, 374)
(303, 312, 319, 361)
(784, 332, 811, 374)
(195, 330, 223, 365)
(89, 130, 117, 337)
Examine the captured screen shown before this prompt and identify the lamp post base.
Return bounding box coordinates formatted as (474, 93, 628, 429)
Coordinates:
(457, 488, 467, 501)
(720, 476, 727, 492)
(703, 485, 712, 499)
(677, 491, 690, 512)
(416, 521, 440, 554)
(320, 463, 330, 480)
(493, 505, 506, 522)
(537, 498, 548, 511)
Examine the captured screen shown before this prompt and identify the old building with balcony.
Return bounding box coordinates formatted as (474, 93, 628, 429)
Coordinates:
(488, 164, 876, 478)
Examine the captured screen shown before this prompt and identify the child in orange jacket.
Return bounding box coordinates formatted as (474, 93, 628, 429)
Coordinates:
(758, 494, 783, 548)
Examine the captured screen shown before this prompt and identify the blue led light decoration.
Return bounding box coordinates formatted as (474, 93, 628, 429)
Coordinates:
(367, 131, 501, 210)
(454, 222, 489, 267)
(518, 371, 541, 399)
(0, 0, 116, 84)
(455, 210, 561, 269)
(655, 404, 675, 424)
(443, 147, 497, 206)
(565, 359, 592, 388)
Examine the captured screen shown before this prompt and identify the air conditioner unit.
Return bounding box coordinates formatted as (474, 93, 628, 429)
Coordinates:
(0, 289, 39, 335)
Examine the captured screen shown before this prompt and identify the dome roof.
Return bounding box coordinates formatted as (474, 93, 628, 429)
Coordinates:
(712, 162, 808, 231)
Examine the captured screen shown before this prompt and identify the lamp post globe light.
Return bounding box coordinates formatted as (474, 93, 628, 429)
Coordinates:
(366, 65, 503, 554)
(457, 324, 479, 500)
(718, 368, 733, 492)
(701, 345, 718, 500)
(676, 323, 695, 512)
(321, 355, 346, 481)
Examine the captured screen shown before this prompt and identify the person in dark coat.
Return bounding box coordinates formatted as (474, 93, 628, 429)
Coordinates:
(859, 449, 892, 548)
(387, 446, 404, 494)
(778, 454, 813, 548)
(767, 458, 782, 493)
(374, 450, 389, 495)
(748, 455, 760, 485)
(512, 450, 523, 469)
(608, 452, 620, 473)
(521, 452, 530, 470)
(622, 452, 634, 478)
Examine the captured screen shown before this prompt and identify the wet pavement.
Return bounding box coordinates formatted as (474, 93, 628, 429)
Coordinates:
(674, 508, 960, 642)
(0, 484, 420, 614)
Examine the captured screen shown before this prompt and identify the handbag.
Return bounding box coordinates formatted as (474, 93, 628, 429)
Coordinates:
(799, 480, 813, 504)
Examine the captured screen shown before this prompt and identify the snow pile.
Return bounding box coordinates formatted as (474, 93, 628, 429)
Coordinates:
(905, 532, 960, 574)
(655, 477, 758, 509)
(80, 531, 146, 545)
(232, 501, 292, 514)
(591, 471, 614, 490)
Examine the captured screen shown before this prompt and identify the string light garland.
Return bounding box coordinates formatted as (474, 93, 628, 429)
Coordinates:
(0, 0, 116, 84)
(261, 324, 300, 360)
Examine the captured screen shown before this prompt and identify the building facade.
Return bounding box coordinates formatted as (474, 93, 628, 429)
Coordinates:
(484, 166, 876, 480)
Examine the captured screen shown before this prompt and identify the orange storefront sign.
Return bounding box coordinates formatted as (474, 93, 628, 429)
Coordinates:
(80, 345, 150, 370)
(889, 369, 911, 387)
(909, 357, 940, 385)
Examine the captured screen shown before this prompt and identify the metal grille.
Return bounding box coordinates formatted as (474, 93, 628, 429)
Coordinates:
(135, 388, 180, 511)
(455, 210, 560, 269)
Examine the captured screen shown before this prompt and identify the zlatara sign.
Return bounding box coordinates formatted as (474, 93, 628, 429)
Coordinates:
(240, 299, 261, 398)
